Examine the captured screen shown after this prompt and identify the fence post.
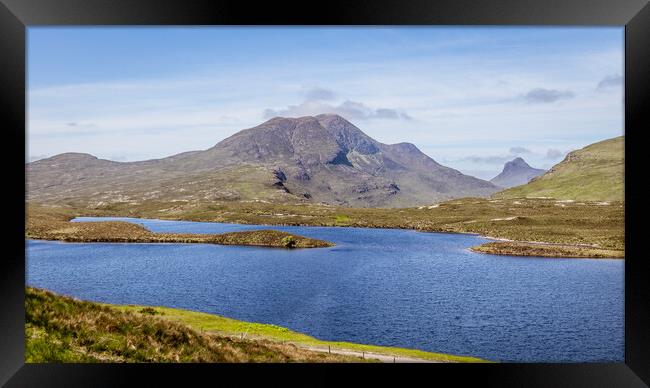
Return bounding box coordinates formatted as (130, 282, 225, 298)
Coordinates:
(328, 345, 331, 354)
(362, 352, 365, 359)
(393, 357, 396, 363)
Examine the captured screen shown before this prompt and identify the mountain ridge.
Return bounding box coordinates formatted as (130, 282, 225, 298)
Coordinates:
(27, 114, 500, 208)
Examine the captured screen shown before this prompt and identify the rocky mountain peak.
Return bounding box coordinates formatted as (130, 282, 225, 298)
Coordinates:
(491, 157, 545, 189)
(315, 114, 379, 155)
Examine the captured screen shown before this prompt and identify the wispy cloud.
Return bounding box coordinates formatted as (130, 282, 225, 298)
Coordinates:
(455, 146, 556, 168)
(545, 148, 566, 160)
(263, 98, 412, 121)
(596, 74, 622, 91)
(522, 88, 575, 104)
(459, 155, 515, 165)
(304, 87, 335, 101)
(509, 146, 531, 154)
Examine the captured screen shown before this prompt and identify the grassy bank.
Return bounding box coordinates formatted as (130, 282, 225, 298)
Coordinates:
(111, 303, 488, 363)
(26, 287, 487, 363)
(25, 287, 365, 363)
(26, 206, 333, 248)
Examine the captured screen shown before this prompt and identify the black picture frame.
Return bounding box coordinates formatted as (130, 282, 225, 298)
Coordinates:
(1, 0, 648, 386)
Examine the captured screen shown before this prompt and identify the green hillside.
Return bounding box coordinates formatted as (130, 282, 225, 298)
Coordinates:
(494, 136, 624, 202)
(25, 287, 362, 362)
(26, 287, 486, 363)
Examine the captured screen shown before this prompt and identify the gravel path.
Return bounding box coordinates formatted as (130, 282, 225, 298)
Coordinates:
(302, 345, 441, 363)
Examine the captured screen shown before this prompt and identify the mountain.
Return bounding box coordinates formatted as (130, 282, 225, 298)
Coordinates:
(27, 114, 499, 208)
(490, 157, 546, 188)
(493, 136, 624, 202)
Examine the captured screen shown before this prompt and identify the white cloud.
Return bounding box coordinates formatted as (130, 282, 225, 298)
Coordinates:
(263, 99, 412, 121)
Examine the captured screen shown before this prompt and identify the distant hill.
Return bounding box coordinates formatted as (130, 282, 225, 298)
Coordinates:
(490, 157, 546, 188)
(493, 136, 624, 201)
(27, 114, 499, 208)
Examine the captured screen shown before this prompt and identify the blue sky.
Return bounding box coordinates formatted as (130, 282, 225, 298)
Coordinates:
(27, 27, 624, 179)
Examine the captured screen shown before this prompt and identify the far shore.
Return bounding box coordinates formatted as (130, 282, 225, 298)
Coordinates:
(469, 234, 624, 259)
(470, 241, 624, 259)
(26, 197, 624, 258)
(68, 216, 623, 259)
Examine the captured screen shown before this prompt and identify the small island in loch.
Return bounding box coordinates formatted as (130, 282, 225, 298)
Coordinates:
(26, 205, 334, 249)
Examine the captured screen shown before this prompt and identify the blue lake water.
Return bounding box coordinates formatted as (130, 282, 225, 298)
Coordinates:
(25, 217, 624, 362)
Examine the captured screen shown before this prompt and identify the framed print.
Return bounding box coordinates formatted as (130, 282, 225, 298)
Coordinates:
(1, 0, 648, 386)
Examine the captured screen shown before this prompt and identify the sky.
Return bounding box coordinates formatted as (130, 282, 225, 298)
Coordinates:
(27, 27, 624, 180)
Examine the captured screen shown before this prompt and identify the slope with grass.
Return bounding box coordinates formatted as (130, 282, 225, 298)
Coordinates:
(25, 287, 368, 362)
(26, 287, 486, 363)
(111, 303, 487, 363)
(494, 136, 624, 201)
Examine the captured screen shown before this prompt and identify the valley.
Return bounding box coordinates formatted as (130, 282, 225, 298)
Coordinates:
(26, 116, 624, 258)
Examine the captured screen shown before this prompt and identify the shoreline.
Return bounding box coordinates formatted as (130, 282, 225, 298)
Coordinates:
(26, 287, 489, 363)
(24, 233, 334, 249)
(469, 241, 624, 259)
(111, 301, 490, 363)
(74, 214, 624, 259)
(27, 199, 624, 258)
